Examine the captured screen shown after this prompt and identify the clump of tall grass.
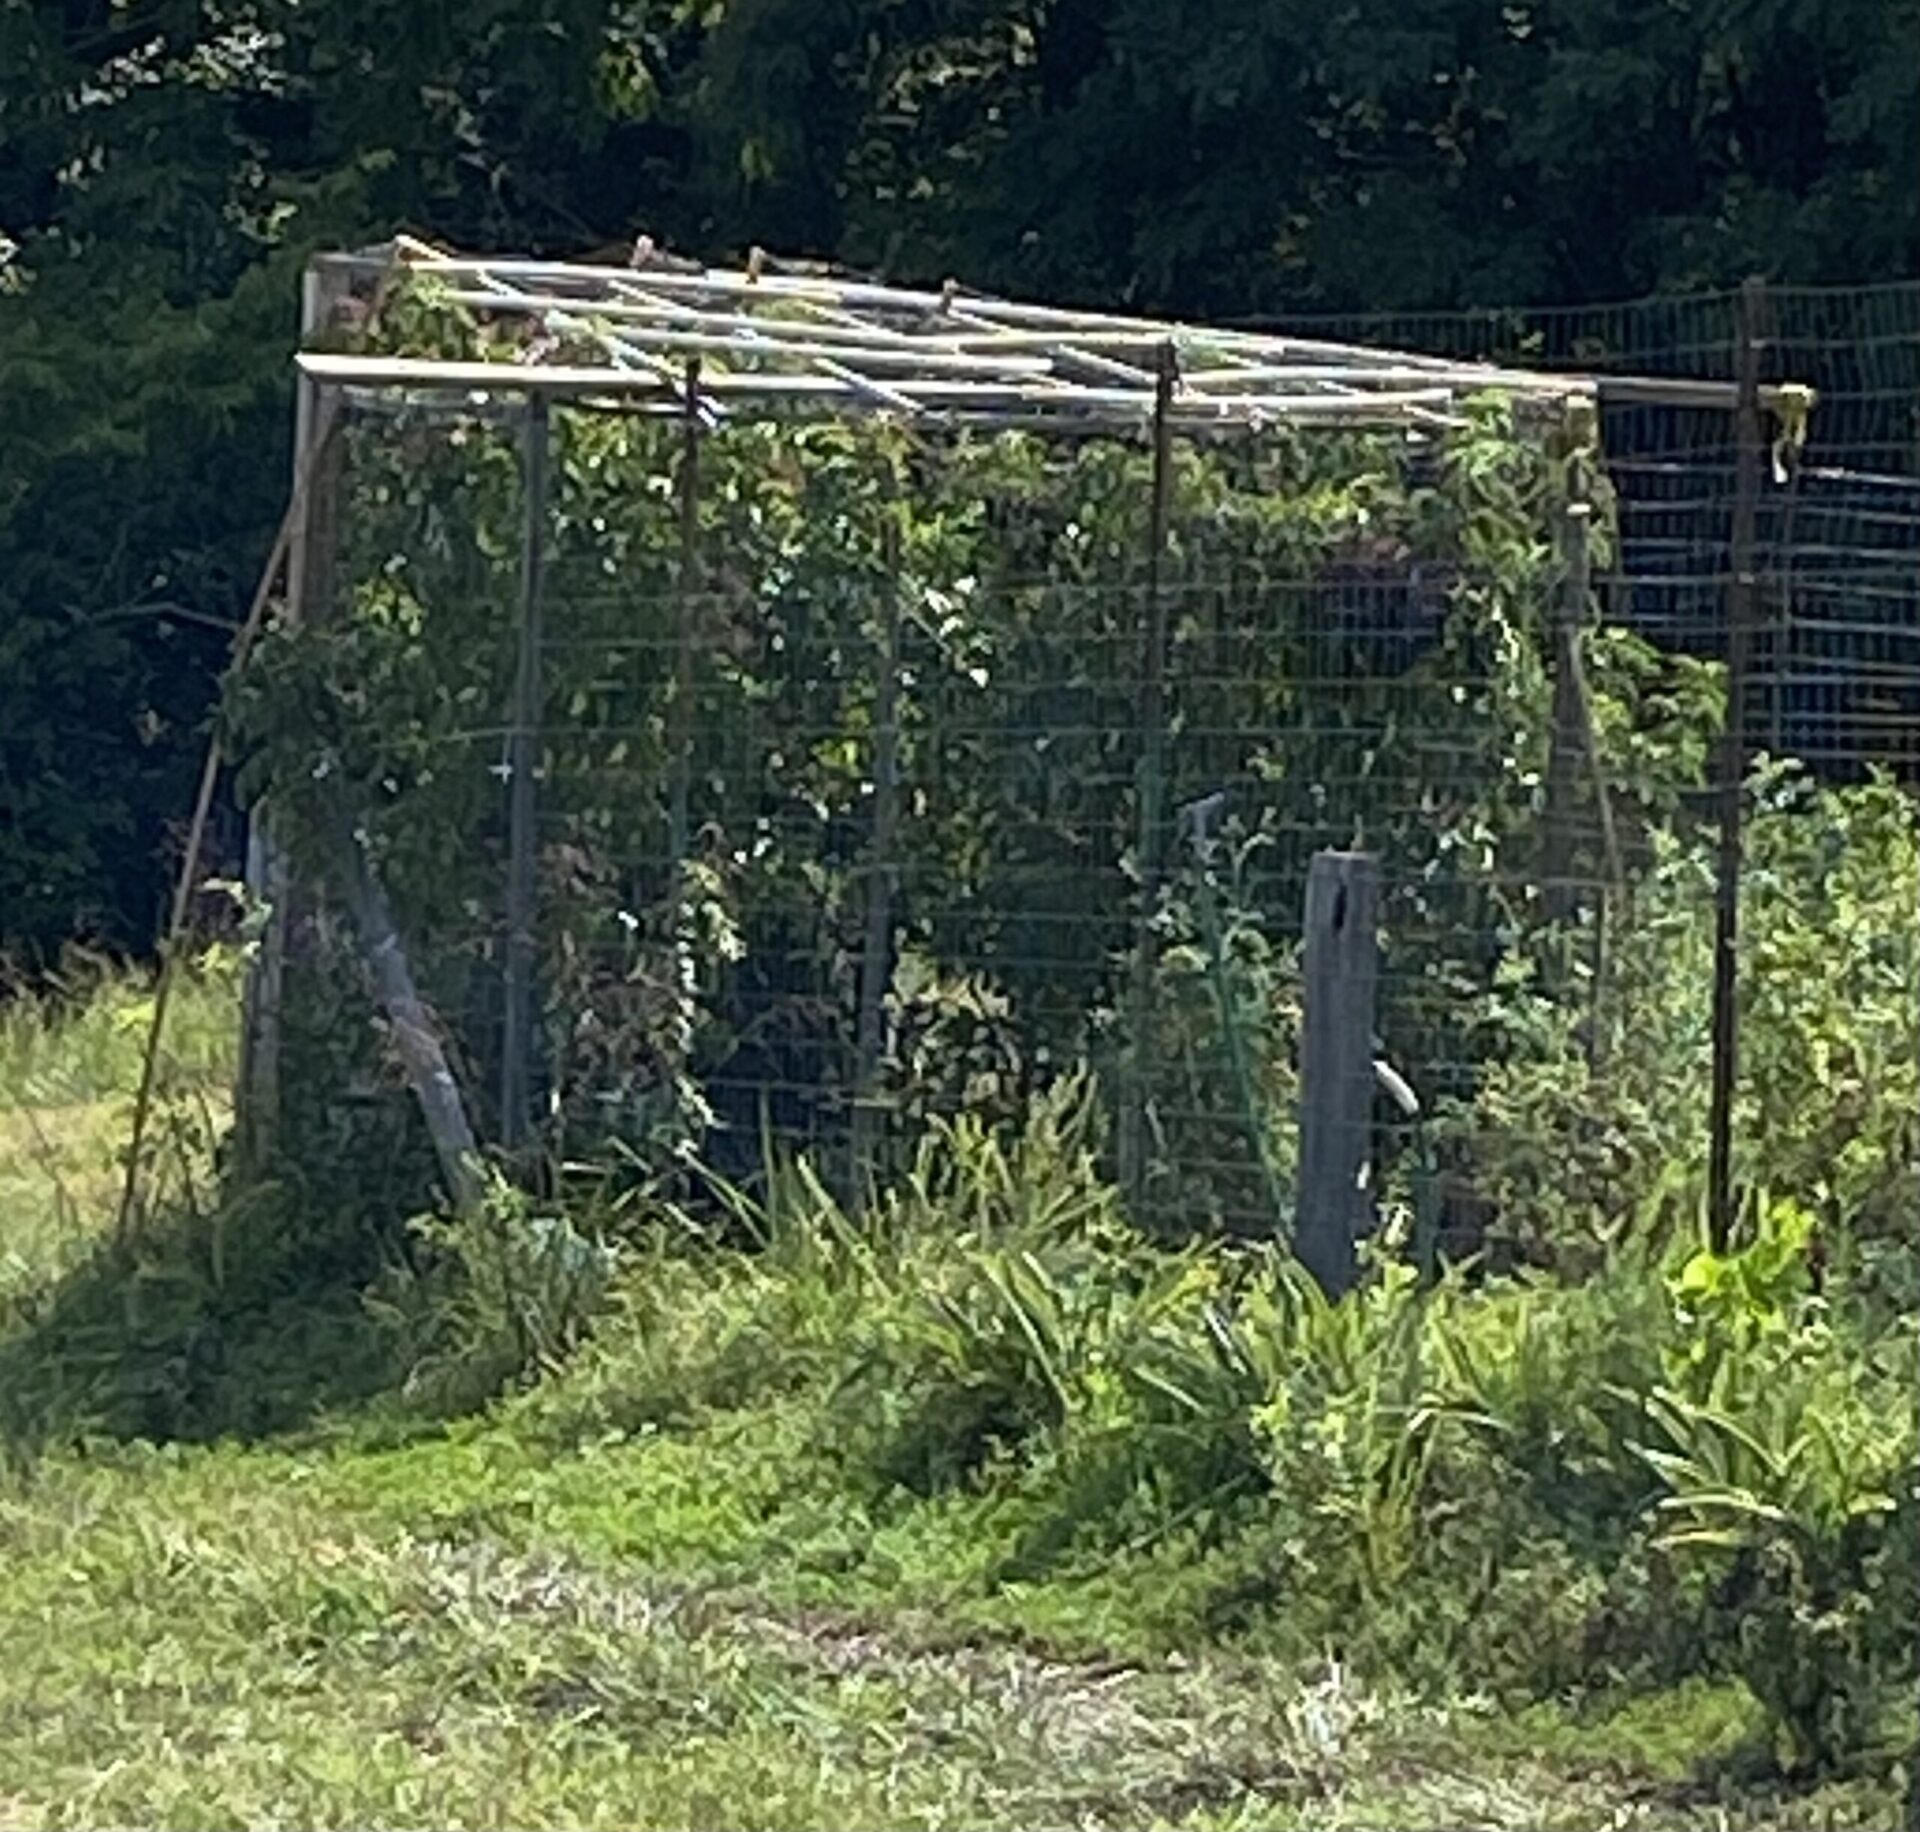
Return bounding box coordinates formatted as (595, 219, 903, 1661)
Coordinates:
(481, 1074, 1914, 1778)
(1, 946, 241, 1314)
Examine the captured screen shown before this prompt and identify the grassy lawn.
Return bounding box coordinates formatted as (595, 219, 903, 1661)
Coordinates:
(2, 1435, 1888, 1831)
(0, 958, 234, 1310)
(0, 973, 1907, 1830)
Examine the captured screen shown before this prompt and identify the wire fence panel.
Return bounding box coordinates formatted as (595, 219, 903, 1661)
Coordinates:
(231, 279, 1917, 1256)
(1762, 286, 1920, 777)
(235, 394, 1630, 1250)
(1272, 282, 1920, 780)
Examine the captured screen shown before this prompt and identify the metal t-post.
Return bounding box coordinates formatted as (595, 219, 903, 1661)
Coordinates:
(1118, 345, 1178, 1208)
(1707, 278, 1768, 1255)
(501, 395, 551, 1153)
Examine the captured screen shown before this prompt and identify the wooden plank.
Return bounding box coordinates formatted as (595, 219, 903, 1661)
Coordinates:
(322, 804, 485, 1215)
(1296, 851, 1382, 1298)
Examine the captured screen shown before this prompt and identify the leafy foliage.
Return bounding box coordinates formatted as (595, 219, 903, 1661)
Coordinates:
(1441, 765, 1920, 1266)
(226, 277, 1587, 1205)
(1634, 1209, 1918, 1773)
(3, 0, 1914, 962)
(680, 0, 1920, 311)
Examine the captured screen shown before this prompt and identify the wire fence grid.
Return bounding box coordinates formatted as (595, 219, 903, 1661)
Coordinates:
(1274, 281, 1920, 778)
(229, 279, 1918, 1255)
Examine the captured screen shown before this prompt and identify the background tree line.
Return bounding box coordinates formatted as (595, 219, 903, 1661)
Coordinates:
(2, 0, 1916, 964)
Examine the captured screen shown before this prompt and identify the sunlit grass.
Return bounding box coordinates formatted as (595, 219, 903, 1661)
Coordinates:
(0, 1434, 1893, 1832)
(0, 951, 238, 1314)
(0, 970, 1904, 1830)
(0, 1451, 1897, 1830)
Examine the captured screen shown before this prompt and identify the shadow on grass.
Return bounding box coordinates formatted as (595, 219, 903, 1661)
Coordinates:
(0, 1168, 410, 1461)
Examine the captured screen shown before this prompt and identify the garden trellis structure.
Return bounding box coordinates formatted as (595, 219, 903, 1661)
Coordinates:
(229, 236, 1813, 1266)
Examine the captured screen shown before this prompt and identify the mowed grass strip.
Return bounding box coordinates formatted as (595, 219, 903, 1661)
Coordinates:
(0, 1440, 1896, 1832)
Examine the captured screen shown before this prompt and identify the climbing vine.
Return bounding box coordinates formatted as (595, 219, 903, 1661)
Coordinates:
(230, 277, 1597, 1220)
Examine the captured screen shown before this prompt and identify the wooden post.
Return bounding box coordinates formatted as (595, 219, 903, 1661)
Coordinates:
(1707, 279, 1767, 1255)
(850, 498, 904, 1205)
(1118, 343, 1178, 1205)
(1297, 850, 1381, 1299)
(239, 256, 350, 1165)
(500, 395, 551, 1153)
(322, 804, 485, 1215)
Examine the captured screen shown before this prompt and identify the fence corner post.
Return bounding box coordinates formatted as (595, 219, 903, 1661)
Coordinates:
(1297, 849, 1381, 1299)
(238, 253, 351, 1170)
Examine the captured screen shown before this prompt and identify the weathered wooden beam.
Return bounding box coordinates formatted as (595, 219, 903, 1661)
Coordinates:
(1296, 851, 1382, 1299)
(323, 806, 485, 1216)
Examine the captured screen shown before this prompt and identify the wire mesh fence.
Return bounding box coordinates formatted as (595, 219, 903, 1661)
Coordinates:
(224, 273, 1918, 1268)
(1270, 281, 1920, 779)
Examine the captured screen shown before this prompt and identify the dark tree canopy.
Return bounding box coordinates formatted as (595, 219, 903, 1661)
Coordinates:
(2, 0, 1915, 960)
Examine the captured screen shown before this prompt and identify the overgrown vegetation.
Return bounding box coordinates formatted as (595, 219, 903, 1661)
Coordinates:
(228, 280, 1604, 1225)
(2, 880, 1914, 1824)
(3, 9, 1914, 1819)
(221, 288, 1917, 1282)
(7, 272, 1915, 1816)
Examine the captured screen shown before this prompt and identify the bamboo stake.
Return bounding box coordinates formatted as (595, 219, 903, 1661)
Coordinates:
(114, 395, 342, 1242)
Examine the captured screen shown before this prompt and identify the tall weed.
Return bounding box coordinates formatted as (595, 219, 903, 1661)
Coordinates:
(1632, 1205, 1918, 1773)
(1444, 767, 1919, 1268)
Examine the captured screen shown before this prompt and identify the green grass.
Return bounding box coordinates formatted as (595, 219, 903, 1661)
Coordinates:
(0, 971, 1907, 1830)
(0, 950, 237, 1314)
(0, 1431, 1896, 1831)
(1, 1437, 1896, 1832)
